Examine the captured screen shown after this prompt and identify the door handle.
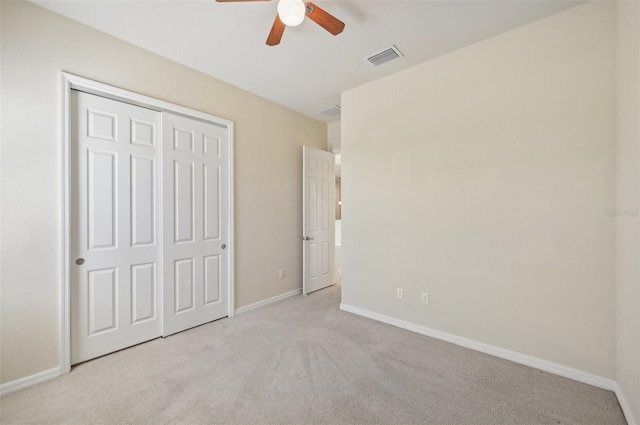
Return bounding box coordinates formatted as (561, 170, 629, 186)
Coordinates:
(75, 258, 85, 265)
(303, 236, 314, 241)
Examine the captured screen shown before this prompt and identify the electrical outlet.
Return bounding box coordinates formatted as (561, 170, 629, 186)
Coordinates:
(421, 292, 430, 305)
(279, 269, 285, 279)
(396, 288, 404, 299)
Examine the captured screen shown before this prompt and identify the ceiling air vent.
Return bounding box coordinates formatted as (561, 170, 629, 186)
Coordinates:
(366, 45, 403, 67)
(321, 105, 341, 117)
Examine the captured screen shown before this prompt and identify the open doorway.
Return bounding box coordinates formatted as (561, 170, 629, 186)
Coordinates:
(334, 152, 342, 286)
(328, 119, 342, 287)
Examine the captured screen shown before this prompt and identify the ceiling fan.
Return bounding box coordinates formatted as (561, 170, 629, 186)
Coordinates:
(216, 0, 345, 46)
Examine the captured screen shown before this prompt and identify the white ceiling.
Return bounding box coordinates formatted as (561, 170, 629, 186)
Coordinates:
(33, 0, 581, 122)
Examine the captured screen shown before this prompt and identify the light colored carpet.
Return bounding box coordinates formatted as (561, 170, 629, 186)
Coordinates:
(1, 286, 626, 425)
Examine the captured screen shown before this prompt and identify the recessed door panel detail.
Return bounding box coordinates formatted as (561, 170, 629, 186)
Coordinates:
(203, 135, 221, 157)
(309, 177, 318, 232)
(131, 119, 155, 148)
(321, 242, 330, 275)
(175, 258, 195, 313)
(204, 164, 220, 241)
(173, 128, 194, 153)
(88, 150, 116, 250)
(87, 109, 117, 141)
(131, 263, 155, 324)
(322, 179, 330, 231)
(321, 159, 330, 173)
(131, 155, 155, 247)
(174, 161, 194, 243)
(309, 157, 317, 171)
(204, 255, 221, 305)
(309, 244, 318, 279)
(88, 268, 118, 335)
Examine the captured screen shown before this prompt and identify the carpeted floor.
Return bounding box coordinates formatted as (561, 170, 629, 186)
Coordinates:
(0, 286, 627, 425)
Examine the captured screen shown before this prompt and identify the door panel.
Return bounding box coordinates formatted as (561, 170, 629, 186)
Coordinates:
(131, 156, 155, 246)
(87, 150, 116, 250)
(174, 161, 195, 243)
(303, 146, 335, 295)
(174, 258, 195, 313)
(87, 109, 117, 141)
(203, 164, 221, 240)
(71, 90, 161, 364)
(204, 255, 221, 305)
(163, 113, 229, 336)
(131, 262, 156, 324)
(87, 268, 118, 335)
(131, 119, 156, 148)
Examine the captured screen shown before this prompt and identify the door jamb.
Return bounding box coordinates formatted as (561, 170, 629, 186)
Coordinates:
(60, 72, 235, 374)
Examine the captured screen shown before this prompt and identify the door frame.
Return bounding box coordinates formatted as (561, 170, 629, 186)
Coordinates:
(60, 72, 235, 374)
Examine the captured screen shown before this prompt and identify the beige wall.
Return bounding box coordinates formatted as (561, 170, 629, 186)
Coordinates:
(342, 1, 617, 379)
(616, 1, 640, 421)
(0, 1, 326, 384)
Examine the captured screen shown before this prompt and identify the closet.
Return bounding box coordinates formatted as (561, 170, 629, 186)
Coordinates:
(69, 88, 232, 364)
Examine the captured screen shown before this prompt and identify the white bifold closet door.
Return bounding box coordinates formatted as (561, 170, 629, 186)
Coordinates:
(162, 113, 229, 336)
(70, 91, 162, 364)
(71, 91, 230, 364)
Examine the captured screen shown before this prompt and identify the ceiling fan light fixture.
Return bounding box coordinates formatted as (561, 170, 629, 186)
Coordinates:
(277, 0, 306, 27)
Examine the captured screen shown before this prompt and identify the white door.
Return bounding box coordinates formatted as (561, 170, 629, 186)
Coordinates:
(70, 91, 162, 364)
(303, 146, 335, 295)
(163, 113, 230, 336)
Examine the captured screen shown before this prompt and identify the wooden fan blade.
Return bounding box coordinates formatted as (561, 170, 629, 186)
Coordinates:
(304, 2, 345, 36)
(266, 15, 286, 46)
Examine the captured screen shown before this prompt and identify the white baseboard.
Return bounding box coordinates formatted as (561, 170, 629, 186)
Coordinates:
(613, 382, 639, 425)
(235, 288, 302, 315)
(0, 367, 60, 397)
(340, 303, 637, 425)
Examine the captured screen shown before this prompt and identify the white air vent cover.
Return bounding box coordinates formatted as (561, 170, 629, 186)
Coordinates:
(366, 45, 403, 67)
(321, 105, 341, 117)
